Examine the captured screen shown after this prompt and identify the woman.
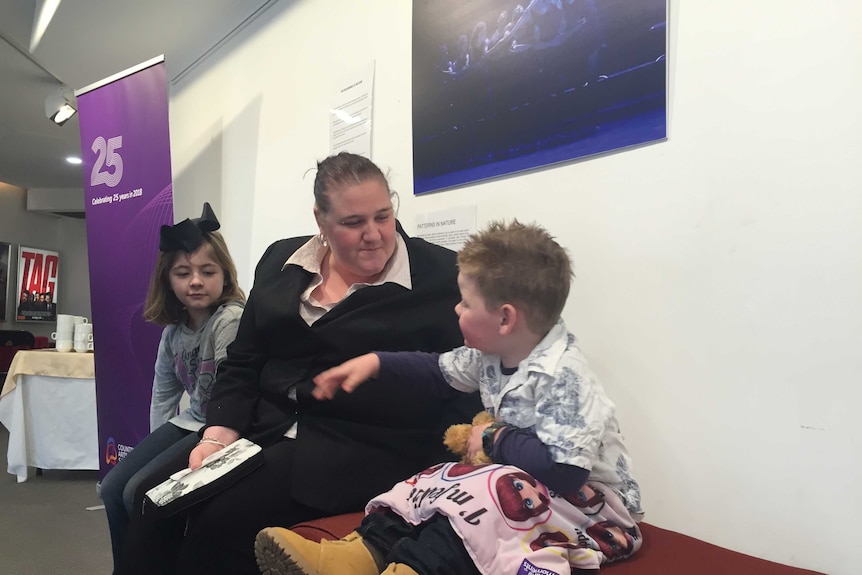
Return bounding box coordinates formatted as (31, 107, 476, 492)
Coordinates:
(120, 152, 481, 575)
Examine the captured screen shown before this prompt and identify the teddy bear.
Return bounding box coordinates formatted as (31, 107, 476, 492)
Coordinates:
(443, 411, 496, 465)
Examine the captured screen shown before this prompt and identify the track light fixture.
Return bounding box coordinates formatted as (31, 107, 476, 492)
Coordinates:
(45, 86, 77, 126)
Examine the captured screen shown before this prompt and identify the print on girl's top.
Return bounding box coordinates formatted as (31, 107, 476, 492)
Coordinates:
(150, 301, 244, 429)
(368, 462, 642, 574)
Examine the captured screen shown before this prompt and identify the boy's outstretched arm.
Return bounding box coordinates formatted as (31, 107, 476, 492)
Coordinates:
(314, 351, 459, 400)
(312, 353, 381, 399)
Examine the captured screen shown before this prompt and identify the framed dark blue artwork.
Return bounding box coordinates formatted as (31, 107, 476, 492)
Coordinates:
(412, 0, 668, 194)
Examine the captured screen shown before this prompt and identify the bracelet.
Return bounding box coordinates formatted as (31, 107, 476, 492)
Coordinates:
(482, 422, 508, 456)
(198, 436, 227, 449)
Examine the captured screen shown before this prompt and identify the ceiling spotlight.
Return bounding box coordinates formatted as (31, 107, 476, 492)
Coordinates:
(45, 86, 77, 126)
(66, 156, 82, 164)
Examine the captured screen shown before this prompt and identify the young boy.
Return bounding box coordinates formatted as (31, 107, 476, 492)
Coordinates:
(255, 220, 643, 575)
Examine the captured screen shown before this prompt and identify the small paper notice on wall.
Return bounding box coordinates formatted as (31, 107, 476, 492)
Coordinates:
(330, 62, 374, 157)
(414, 205, 477, 251)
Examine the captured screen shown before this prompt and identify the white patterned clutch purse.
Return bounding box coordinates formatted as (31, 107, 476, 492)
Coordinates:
(143, 438, 263, 517)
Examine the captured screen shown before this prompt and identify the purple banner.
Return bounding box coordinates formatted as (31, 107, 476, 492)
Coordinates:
(76, 58, 174, 479)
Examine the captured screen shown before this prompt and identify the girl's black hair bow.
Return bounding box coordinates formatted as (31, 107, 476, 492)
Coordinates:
(158, 202, 220, 252)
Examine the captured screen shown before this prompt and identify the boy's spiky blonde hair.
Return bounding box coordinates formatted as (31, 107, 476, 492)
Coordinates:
(457, 220, 573, 335)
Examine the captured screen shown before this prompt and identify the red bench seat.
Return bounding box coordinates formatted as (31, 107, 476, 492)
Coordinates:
(289, 513, 825, 575)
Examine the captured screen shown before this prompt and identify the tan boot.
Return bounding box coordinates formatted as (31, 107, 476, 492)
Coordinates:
(381, 564, 420, 575)
(255, 527, 378, 575)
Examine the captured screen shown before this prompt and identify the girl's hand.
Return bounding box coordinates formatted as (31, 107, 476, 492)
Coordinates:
(189, 442, 221, 470)
(188, 426, 239, 470)
(312, 353, 381, 400)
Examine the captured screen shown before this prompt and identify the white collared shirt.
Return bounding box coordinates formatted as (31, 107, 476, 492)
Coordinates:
(283, 233, 412, 325)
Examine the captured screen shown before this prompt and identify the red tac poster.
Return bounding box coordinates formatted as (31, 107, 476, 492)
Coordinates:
(15, 246, 59, 322)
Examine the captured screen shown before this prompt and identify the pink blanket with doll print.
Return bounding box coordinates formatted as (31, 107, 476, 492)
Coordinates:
(367, 462, 642, 575)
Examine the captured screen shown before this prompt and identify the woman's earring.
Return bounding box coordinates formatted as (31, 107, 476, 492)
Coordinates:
(320, 233, 328, 248)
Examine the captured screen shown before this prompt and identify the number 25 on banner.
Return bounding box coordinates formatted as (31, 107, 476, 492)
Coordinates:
(90, 135, 124, 187)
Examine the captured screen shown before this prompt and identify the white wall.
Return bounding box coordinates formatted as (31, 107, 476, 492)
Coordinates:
(167, 2, 861, 573)
(0, 183, 91, 339)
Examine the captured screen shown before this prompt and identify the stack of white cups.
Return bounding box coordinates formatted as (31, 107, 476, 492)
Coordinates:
(51, 314, 76, 352)
(74, 322, 94, 353)
(51, 314, 90, 352)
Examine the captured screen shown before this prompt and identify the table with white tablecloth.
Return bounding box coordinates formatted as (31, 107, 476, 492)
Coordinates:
(0, 349, 98, 482)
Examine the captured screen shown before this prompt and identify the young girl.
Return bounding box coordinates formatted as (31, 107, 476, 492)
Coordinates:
(100, 203, 245, 573)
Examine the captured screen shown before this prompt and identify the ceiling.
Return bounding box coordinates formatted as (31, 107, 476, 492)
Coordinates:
(0, 0, 283, 191)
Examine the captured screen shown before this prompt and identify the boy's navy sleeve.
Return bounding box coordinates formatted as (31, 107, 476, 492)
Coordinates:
(493, 427, 590, 494)
(374, 351, 458, 398)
